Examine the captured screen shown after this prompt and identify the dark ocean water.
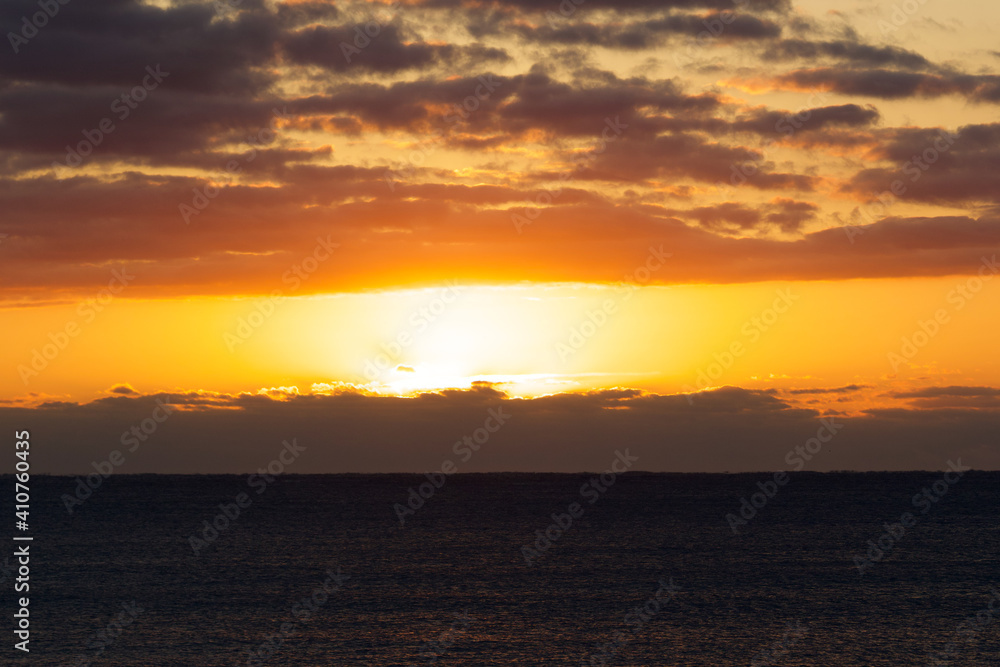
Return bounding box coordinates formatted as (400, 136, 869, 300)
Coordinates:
(3, 472, 999, 666)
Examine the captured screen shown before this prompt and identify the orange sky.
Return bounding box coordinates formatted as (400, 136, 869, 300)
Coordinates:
(4, 274, 998, 412)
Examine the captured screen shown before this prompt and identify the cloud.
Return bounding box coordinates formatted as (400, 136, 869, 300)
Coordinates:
(281, 24, 510, 73)
(0, 0, 993, 300)
(0, 87, 293, 164)
(733, 103, 880, 135)
(764, 198, 819, 232)
(843, 123, 1000, 207)
(504, 13, 782, 50)
(571, 132, 814, 189)
(752, 68, 1000, 102)
(893, 386, 1000, 398)
(0, 0, 281, 95)
(2, 385, 997, 473)
(889, 386, 1000, 409)
(2, 174, 1000, 298)
(421, 0, 790, 10)
(761, 40, 933, 70)
(663, 198, 818, 233)
(786, 385, 870, 395)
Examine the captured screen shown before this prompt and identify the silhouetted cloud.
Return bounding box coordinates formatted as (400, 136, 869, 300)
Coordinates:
(843, 123, 1000, 206)
(762, 68, 1000, 102)
(761, 40, 933, 70)
(787, 385, 869, 395)
(504, 13, 782, 49)
(889, 386, 1000, 409)
(2, 386, 997, 473)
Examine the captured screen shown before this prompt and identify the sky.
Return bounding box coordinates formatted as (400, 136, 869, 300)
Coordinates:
(1, 0, 998, 472)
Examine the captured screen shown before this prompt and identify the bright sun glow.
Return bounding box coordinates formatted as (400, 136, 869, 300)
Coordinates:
(3, 279, 999, 405)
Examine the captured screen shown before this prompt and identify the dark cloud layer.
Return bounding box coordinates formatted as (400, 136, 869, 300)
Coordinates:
(422, 0, 790, 10)
(890, 387, 1000, 410)
(2, 386, 996, 474)
(1, 0, 280, 94)
(761, 40, 933, 70)
(1, 0, 997, 298)
(663, 198, 818, 233)
(769, 68, 1000, 102)
(505, 13, 783, 50)
(842, 123, 1000, 207)
(2, 168, 999, 296)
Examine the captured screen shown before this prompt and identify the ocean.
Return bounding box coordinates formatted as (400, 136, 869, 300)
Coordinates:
(4, 471, 999, 665)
